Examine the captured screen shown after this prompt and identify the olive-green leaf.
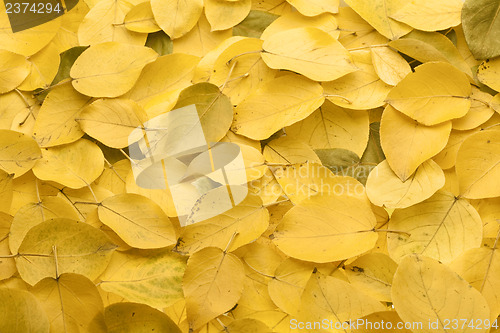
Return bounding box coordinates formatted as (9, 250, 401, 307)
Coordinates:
(462, 0, 500, 59)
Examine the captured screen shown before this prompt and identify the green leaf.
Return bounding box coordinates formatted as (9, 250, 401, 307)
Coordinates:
(145, 31, 173, 56)
(51, 46, 88, 85)
(233, 10, 279, 38)
(462, 0, 500, 59)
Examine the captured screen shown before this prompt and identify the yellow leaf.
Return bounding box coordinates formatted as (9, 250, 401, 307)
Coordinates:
(0, 90, 38, 132)
(176, 193, 269, 254)
(0, 8, 61, 56)
(252, 0, 293, 15)
(456, 129, 500, 199)
(9, 171, 59, 215)
(105, 302, 182, 333)
(267, 258, 314, 316)
(452, 87, 495, 130)
(261, 11, 339, 40)
(209, 37, 276, 105)
(323, 50, 392, 109)
(297, 272, 385, 327)
(124, 53, 199, 112)
(33, 139, 104, 189)
(248, 168, 284, 205)
(387, 190, 483, 263)
(151, 0, 203, 39)
(98, 193, 177, 249)
(173, 13, 232, 57)
(366, 159, 445, 209)
(0, 170, 13, 213)
(33, 84, 91, 147)
(262, 27, 357, 81)
(16, 218, 116, 286)
(205, 0, 251, 31)
(0, 129, 42, 178)
(0, 212, 15, 280)
(380, 105, 451, 181)
(99, 248, 186, 308)
(0, 50, 30, 93)
(370, 46, 411, 86)
(273, 192, 377, 262)
(232, 73, 324, 140)
(18, 42, 60, 91)
(476, 197, 500, 239)
(352, 311, 412, 333)
(451, 246, 500, 321)
(70, 42, 158, 98)
(392, 254, 490, 332)
(386, 62, 471, 126)
(286, 100, 369, 157)
(95, 159, 130, 195)
(344, 0, 412, 40)
(0, 288, 49, 333)
(345, 252, 397, 302)
(51, 1, 90, 53)
(391, 0, 463, 31)
(31, 273, 107, 333)
(9, 196, 80, 254)
(78, 98, 148, 148)
(285, 0, 339, 16)
(123, 2, 160, 33)
(78, 0, 147, 46)
(388, 30, 473, 78)
(223, 318, 272, 333)
(432, 128, 480, 170)
(183, 247, 244, 330)
(478, 57, 500, 92)
(263, 136, 321, 164)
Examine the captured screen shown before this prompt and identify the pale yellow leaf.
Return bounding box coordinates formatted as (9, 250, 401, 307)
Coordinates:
(263, 136, 321, 165)
(18, 42, 60, 91)
(285, 0, 338, 16)
(477, 57, 500, 92)
(261, 11, 339, 40)
(391, 0, 463, 31)
(370, 46, 411, 86)
(0, 129, 42, 178)
(123, 2, 160, 33)
(433, 128, 480, 170)
(205, 0, 251, 31)
(151, 0, 203, 38)
(0, 50, 30, 93)
(0, 212, 15, 280)
(452, 87, 495, 130)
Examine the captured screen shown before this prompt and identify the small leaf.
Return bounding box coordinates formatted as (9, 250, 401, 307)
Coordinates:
(0, 129, 42, 178)
(0, 50, 30, 93)
(150, 0, 203, 38)
(233, 10, 279, 38)
(123, 2, 160, 33)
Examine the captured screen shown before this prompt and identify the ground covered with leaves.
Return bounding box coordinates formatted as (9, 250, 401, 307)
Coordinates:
(1, 0, 500, 332)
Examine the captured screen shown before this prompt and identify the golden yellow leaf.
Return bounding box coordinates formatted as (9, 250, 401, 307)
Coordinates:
(0, 212, 15, 280)
(286, 100, 369, 157)
(388, 30, 473, 78)
(18, 42, 60, 91)
(262, 27, 357, 81)
(16, 218, 116, 286)
(452, 87, 495, 130)
(52, 1, 90, 53)
(150, 0, 203, 39)
(391, 0, 463, 31)
(370, 46, 411, 86)
(0, 129, 42, 178)
(209, 37, 276, 105)
(451, 246, 500, 321)
(123, 2, 160, 33)
(78, 98, 147, 149)
(0, 50, 30, 93)
(223, 318, 272, 333)
(323, 50, 392, 109)
(344, 0, 412, 40)
(248, 168, 284, 205)
(0, 170, 13, 213)
(273, 192, 377, 262)
(105, 302, 182, 333)
(173, 13, 232, 57)
(433, 128, 480, 170)
(78, 0, 147, 46)
(380, 105, 451, 181)
(31, 273, 107, 333)
(9, 196, 80, 254)
(0, 288, 49, 333)
(183, 247, 244, 330)
(98, 193, 177, 249)
(297, 272, 385, 328)
(205, 0, 251, 31)
(345, 252, 397, 302)
(9, 171, 59, 215)
(99, 248, 186, 308)
(176, 193, 269, 254)
(366, 159, 445, 209)
(33, 139, 104, 189)
(33, 84, 91, 147)
(456, 129, 500, 199)
(232, 73, 324, 140)
(285, 0, 338, 16)
(386, 62, 471, 126)
(263, 136, 321, 165)
(95, 159, 130, 195)
(0, 8, 61, 56)
(71, 42, 158, 98)
(392, 254, 490, 332)
(478, 57, 500, 92)
(261, 11, 339, 40)
(267, 258, 314, 316)
(475, 197, 500, 239)
(387, 190, 483, 263)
